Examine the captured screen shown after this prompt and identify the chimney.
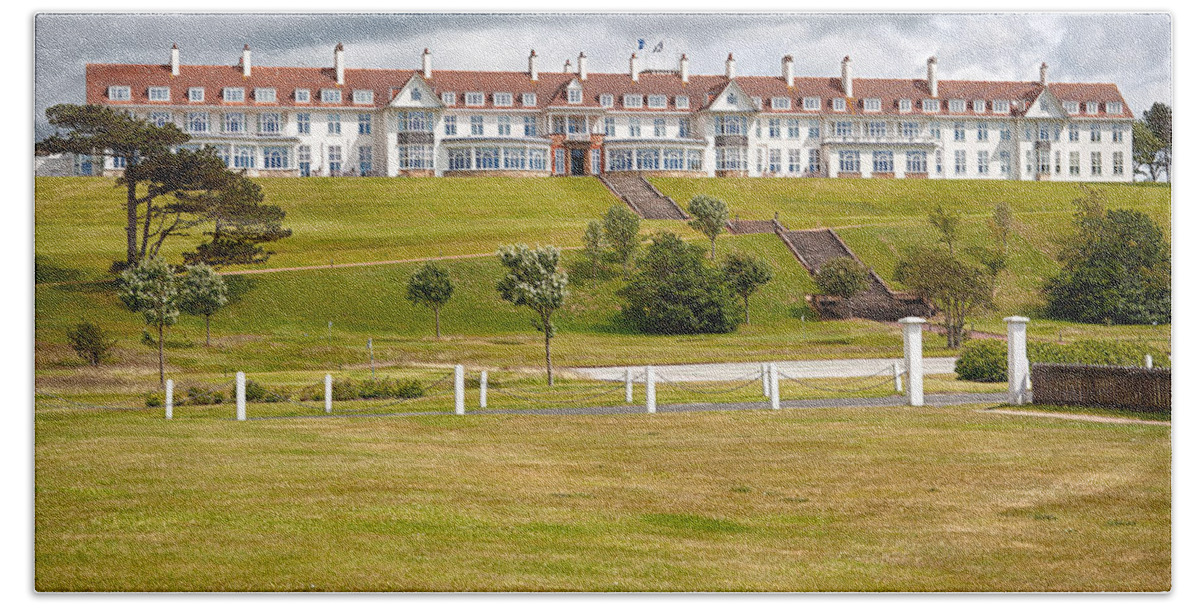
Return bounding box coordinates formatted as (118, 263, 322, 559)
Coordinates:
(564, 59, 572, 73)
(1039, 62, 1049, 86)
(927, 56, 938, 97)
(679, 53, 689, 84)
(241, 44, 251, 78)
(578, 52, 588, 81)
(841, 55, 853, 98)
(334, 43, 345, 85)
(630, 52, 639, 82)
(528, 49, 538, 81)
(725, 53, 736, 79)
(422, 48, 432, 79)
(782, 54, 795, 88)
(170, 43, 179, 77)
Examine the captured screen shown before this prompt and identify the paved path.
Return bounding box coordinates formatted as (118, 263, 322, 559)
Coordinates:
(568, 357, 957, 382)
(981, 408, 1171, 426)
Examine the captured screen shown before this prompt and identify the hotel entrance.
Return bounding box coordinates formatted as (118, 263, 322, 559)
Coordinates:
(570, 148, 586, 175)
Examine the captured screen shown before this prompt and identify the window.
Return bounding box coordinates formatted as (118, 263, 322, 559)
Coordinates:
(906, 150, 927, 174)
(901, 122, 919, 138)
(977, 151, 989, 175)
(298, 145, 311, 176)
(636, 149, 660, 170)
(930, 123, 941, 139)
(358, 113, 371, 134)
(863, 98, 882, 112)
(470, 116, 484, 136)
(1090, 126, 1101, 142)
(353, 90, 374, 105)
(768, 149, 782, 174)
(600, 94, 614, 108)
(873, 151, 893, 173)
(973, 100, 986, 113)
(977, 122, 988, 141)
(111, 155, 126, 169)
(1106, 102, 1123, 115)
(953, 122, 966, 141)
(327, 113, 341, 135)
(922, 99, 940, 113)
(1086, 101, 1098, 115)
(752, 97, 763, 110)
(296, 113, 310, 134)
(107, 86, 131, 101)
(262, 147, 288, 169)
(772, 97, 792, 110)
(567, 89, 582, 104)
(715, 116, 747, 136)
(1068, 124, 1079, 142)
(808, 149, 822, 175)
(832, 98, 846, 112)
(623, 94, 643, 109)
(867, 122, 886, 138)
(993, 99, 1010, 114)
(188, 87, 205, 102)
(999, 151, 1011, 175)
(148, 86, 170, 101)
(608, 149, 633, 171)
(398, 111, 434, 132)
(628, 117, 641, 137)
(465, 92, 484, 106)
(687, 150, 703, 171)
(1025, 150, 1034, 175)
(604, 117, 615, 137)
(294, 89, 311, 103)
(1039, 97, 1050, 112)
(321, 89, 342, 104)
(1063, 101, 1079, 114)
(444, 115, 457, 136)
(1113, 126, 1124, 143)
(442, 92, 456, 105)
(255, 88, 276, 103)
(1055, 151, 1062, 175)
(524, 116, 537, 137)
(808, 122, 820, 139)
(591, 149, 602, 174)
(410, 89, 421, 102)
(522, 93, 537, 107)
(648, 95, 667, 109)
(554, 148, 564, 174)
(949, 99, 966, 113)
(1038, 149, 1052, 175)
(223, 88, 245, 102)
(233, 146, 255, 169)
(676, 95, 690, 109)
(1039, 123, 1052, 142)
(448, 148, 470, 171)
(223, 112, 245, 133)
(259, 113, 281, 134)
(398, 145, 433, 170)
(838, 151, 860, 174)
(653, 118, 666, 137)
(567, 117, 584, 135)
(149, 112, 172, 127)
(898, 99, 912, 113)
(716, 147, 747, 171)
(1113, 151, 1124, 175)
(327, 145, 342, 174)
(954, 150, 967, 175)
(1069, 151, 1080, 175)
(678, 118, 691, 138)
(661, 148, 684, 171)
(497, 115, 511, 136)
(788, 149, 803, 173)
(503, 147, 526, 170)
(768, 118, 781, 139)
(551, 117, 565, 135)
(493, 92, 513, 107)
(787, 118, 800, 139)
(358, 146, 373, 175)
(530, 149, 548, 171)
(834, 121, 852, 137)
(727, 93, 738, 105)
(1000, 124, 1012, 141)
(803, 97, 821, 111)
(936, 150, 943, 174)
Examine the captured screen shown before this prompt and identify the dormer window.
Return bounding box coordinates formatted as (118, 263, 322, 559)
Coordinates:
(948, 99, 966, 113)
(107, 85, 131, 101)
(752, 97, 763, 110)
(1106, 102, 1123, 114)
(148, 86, 170, 101)
(863, 98, 882, 112)
(624, 94, 643, 108)
(599, 94, 613, 108)
(522, 93, 537, 107)
(769, 97, 789, 110)
(1086, 101, 1098, 115)
(441, 92, 456, 105)
(568, 89, 583, 104)
(972, 100, 986, 113)
(832, 98, 846, 112)
(922, 99, 940, 112)
(993, 99, 1010, 114)
(648, 94, 667, 109)
(465, 92, 485, 106)
(675, 95, 689, 109)
(188, 87, 205, 102)
(223, 88, 245, 102)
(898, 99, 912, 112)
(355, 90, 375, 104)
(294, 89, 310, 103)
(803, 96, 821, 111)
(1063, 101, 1078, 114)
(320, 89, 342, 104)
(494, 92, 513, 107)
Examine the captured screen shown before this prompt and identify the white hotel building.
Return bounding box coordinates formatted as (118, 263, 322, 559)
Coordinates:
(82, 44, 1134, 182)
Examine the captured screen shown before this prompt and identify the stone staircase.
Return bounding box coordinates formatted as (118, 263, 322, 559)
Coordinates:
(599, 174, 688, 220)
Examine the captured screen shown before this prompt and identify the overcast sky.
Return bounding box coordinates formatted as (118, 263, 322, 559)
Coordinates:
(33, 12, 1171, 138)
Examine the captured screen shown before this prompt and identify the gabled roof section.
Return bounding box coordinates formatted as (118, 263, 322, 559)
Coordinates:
(1023, 88, 1066, 119)
(389, 74, 443, 108)
(706, 80, 757, 112)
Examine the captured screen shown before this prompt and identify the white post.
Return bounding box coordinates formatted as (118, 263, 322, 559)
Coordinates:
(235, 371, 246, 421)
(1005, 316, 1030, 405)
(761, 363, 770, 397)
(324, 374, 332, 413)
(769, 363, 780, 410)
(165, 379, 173, 420)
(893, 362, 903, 393)
(479, 371, 488, 408)
(899, 318, 925, 406)
(645, 365, 656, 413)
(625, 368, 633, 403)
(454, 365, 465, 415)
(1145, 354, 1153, 369)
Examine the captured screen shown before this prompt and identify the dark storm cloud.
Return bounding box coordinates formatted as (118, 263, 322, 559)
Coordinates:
(34, 13, 1171, 138)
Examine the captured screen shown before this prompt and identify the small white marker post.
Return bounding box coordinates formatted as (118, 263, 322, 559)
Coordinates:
(899, 317, 925, 406)
(165, 379, 173, 420)
(645, 366, 656, 414)
(769, 363, 780, 410)
(1145, 354, 1153, 369)
(1005, 316, 1030, 405)
(454, 365, 465, 415)
(761, 363, 770, 397)
(479, 371, 488, 409)
(625, 368, 633, 403)
(235, 371, 246, 421)
(324, 374, 333, 413)
(893, 362, 903, 393)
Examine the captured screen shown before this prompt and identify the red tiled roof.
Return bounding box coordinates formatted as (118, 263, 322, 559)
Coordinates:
(86, 62, 1134, 119)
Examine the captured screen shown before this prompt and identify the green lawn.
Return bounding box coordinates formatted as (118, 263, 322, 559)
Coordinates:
(35, 404, 1170, 591)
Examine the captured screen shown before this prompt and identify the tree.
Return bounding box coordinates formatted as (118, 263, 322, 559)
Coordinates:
(815, 257, 870, 299)
(406, 262, 455, 338)
(180, 170, 292, 267)
(617, 232, 742, 335)
(687, 195, 730, 259)
(1133, 120, 1166, 182)
(1044, 207, 1170, 325)
(722, 252, 773, 323)
(118, 256, 180, 385)
(36, 104, 188, 267)
(987, 202, 1014, 254)
(602, 205, 641, 279)
(179, 263, 228, 347)
(582, 220, 606, 278)
(1143, 102, 1172, 180)
(895, 247, 995, 349)
(928, 204, 962, 256)
(496, 245, 569, 386)
(66, 321, 116, 367)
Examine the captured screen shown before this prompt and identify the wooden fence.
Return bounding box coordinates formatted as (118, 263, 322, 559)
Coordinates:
(1031, 363, 1171, 413)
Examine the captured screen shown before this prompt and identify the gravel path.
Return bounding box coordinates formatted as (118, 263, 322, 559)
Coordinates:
(568, 357, 958, 382)
(981, 408, 1170, 426)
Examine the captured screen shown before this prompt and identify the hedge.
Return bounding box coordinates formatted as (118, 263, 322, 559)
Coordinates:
(955, 338, 1169, 382)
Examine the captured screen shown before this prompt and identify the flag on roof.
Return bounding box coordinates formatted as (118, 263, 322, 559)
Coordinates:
(652, 41, 664, 52)
(637, 39, 645, 50)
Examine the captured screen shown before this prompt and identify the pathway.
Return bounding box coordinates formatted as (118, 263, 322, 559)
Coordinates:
(566, 357, 958, 382)
(981, 408, 1170, 426)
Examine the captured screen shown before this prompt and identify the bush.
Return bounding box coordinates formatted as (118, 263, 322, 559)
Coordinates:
(815, 257, 870, 299)
(145, 393, 163, 407)
(241, 379, 286, 403)
(955, 340, 1007, 382)
(955, 338, 1170, 382)
(66, 321, 116, 367)
(617, 232, 742, 335)
(298, 377, 424, 401)
(185, 386, 225, 405)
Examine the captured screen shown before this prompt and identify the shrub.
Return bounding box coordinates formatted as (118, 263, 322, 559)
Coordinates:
(955, 339, 1007, 382)
(815, 257, 870, 299)
(955, 338, 1170, 382)
(145, 393, 163, 407)
(66, 321, 116, 366)
(240, 379, 287, 403)
(617, 232, 742, 335)
(298, 377, 424, 401)
(185, 386, 225, 405)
